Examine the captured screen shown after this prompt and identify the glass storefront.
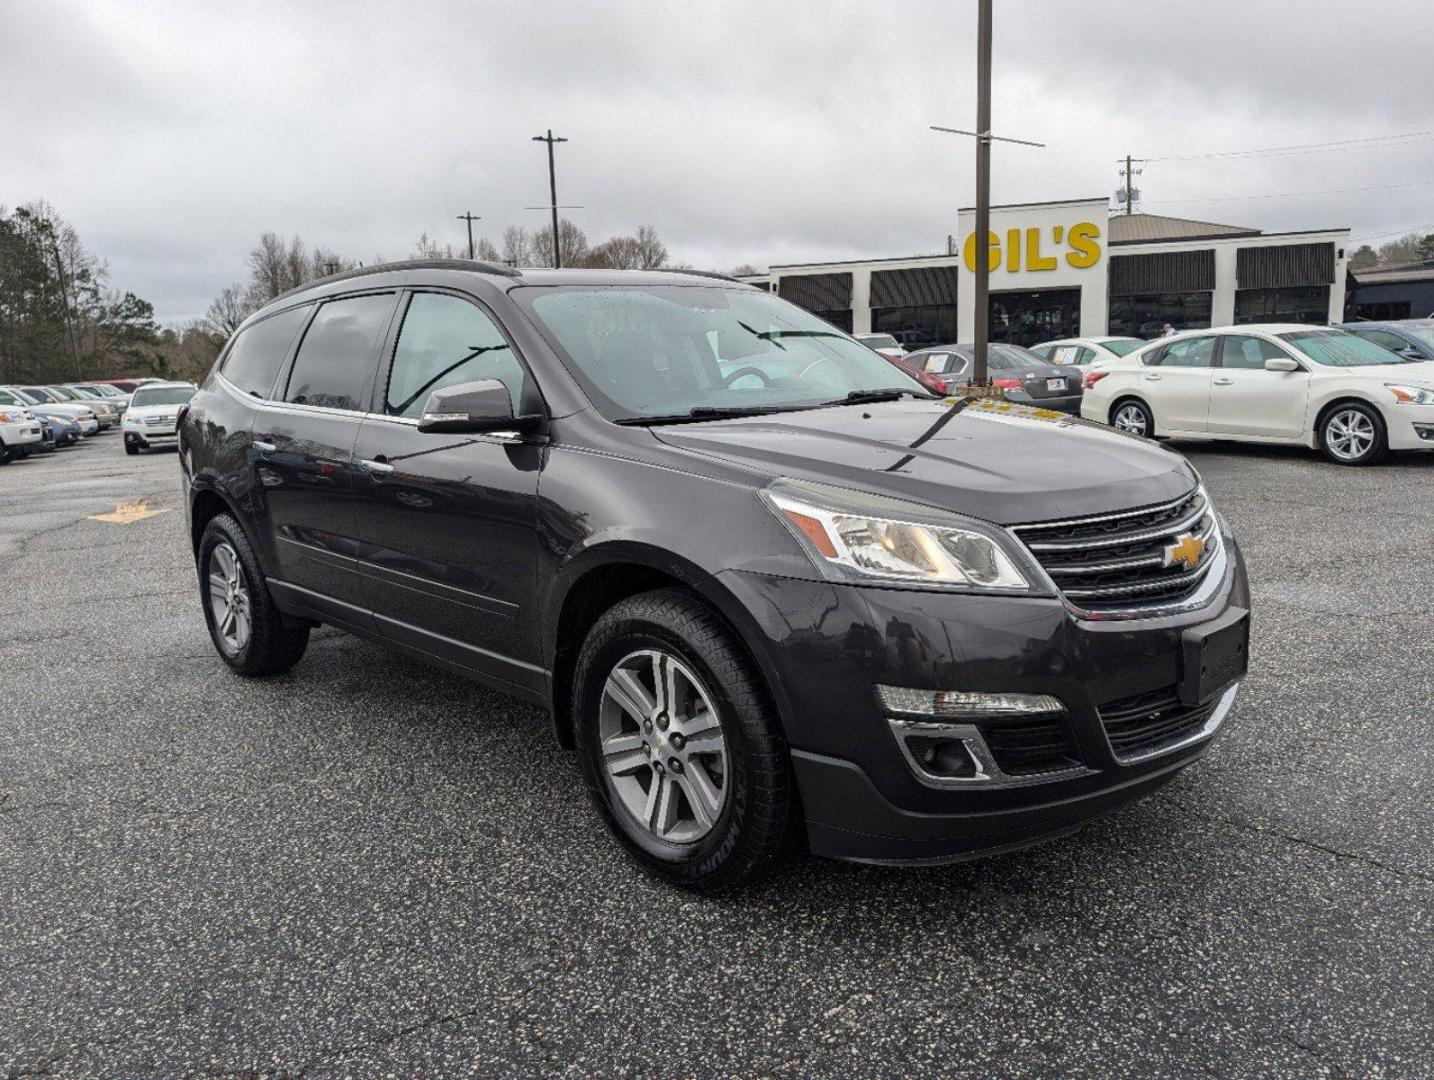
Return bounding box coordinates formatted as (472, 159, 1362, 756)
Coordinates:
(871, 304, 957, 350)
(1108, 292, 1213, 338)
(988, 289, 1080, 347)
(1234, 286, 1329, 325)
(812, 309, 853, 333)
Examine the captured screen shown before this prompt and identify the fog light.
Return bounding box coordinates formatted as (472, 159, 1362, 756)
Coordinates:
(1414, 423, 1434, 442)
(906, 735, 981, 779)
(875, 685, 1065, 717)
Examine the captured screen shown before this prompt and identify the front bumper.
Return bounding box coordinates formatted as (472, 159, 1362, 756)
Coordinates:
(1386, 402, 1434, 450)
(1008, 390, 1083, 415)
(718, 533, 1249, 864)
(0, 421, 43, 448)
(125, 425, 179, 447)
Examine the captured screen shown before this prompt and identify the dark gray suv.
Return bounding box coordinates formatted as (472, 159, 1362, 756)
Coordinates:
(179, 260, 1250, 889)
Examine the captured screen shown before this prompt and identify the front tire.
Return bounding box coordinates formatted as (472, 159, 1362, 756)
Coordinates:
(198, 513, 309, 675)
(1110, 397, 1155, 438)
(573, 588, 795, 890)
(1319, 402, 1387, 465)
(124, 438, 139, 455)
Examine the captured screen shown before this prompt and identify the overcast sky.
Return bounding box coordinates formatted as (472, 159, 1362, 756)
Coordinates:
(5, 0, 1433, 324)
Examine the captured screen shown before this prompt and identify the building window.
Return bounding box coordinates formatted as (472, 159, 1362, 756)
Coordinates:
(812, 309, 853, 333)
(1108, 292, 1212, 338)
(871, 304, 956, 350)
(1346, 299, 1412, 322)
(1234, 286, 1328, 325)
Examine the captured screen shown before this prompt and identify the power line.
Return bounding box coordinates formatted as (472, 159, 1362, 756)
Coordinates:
(1131, 129, 1434, 163)
(1351, 221, 1434, 243)
(1143, 178, 1434, 205)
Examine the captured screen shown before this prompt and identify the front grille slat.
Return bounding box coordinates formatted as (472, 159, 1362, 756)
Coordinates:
(978, 716, 1082, 776)
(1012, 488, 1218, 614)
(1099, 686, 1218, 759)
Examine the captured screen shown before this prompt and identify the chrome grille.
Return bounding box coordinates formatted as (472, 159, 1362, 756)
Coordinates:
(1012, 488, 1219, 613)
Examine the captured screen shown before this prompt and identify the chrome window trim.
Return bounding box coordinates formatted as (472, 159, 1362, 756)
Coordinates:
(1104, 680, 1240, 765)
(887, 717, 1095, 789)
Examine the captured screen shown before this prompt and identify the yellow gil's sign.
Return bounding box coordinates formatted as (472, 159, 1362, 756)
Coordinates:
(963, 222, 1102, 273)
(88, 499, 172, 524)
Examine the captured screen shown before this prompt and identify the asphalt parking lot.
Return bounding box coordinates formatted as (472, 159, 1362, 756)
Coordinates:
(1, 435, 1430, 1079)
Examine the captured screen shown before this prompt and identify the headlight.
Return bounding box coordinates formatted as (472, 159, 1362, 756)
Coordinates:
(761, 477, 1032, 590)
(1387, 384, 1434, 405)
(0, 410, 16, 422)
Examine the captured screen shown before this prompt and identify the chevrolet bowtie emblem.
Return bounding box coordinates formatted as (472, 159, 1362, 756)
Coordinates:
(1164, 532, 1206, 570)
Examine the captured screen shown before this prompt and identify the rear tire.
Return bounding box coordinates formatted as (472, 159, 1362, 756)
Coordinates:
(1110, 397, 1154, 438)
(1318, 402, 1387, 465)
(573, 588, 795, 891)
(198, 513, 309, 676)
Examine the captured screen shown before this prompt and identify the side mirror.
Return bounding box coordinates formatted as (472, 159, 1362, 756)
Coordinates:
(1264, 357, 1300, 373)
(416, 379, 541, 435)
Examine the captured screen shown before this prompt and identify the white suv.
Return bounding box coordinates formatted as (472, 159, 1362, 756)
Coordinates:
(122, 381, 198, 454)
(0, 401, 44, 462)
(1080, 324, 1434, 465)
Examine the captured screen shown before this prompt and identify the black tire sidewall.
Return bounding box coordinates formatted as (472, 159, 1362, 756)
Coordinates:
(1320, 402, 1386, 465)
(575, 611, 760, 883)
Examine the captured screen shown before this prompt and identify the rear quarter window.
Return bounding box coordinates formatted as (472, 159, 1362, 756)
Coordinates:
(221, 305, 312, 399)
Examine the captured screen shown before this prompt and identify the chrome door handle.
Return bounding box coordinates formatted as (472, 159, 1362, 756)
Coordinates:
(359, 457, 394, 475)
(1213, 377, 1233, 385)
(253, 440, 276, 454)
(1143, 373, 1162, 381)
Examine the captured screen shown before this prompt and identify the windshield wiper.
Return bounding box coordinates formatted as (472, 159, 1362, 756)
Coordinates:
(817, 388, 925, 407)
(614, 404, 807, 426)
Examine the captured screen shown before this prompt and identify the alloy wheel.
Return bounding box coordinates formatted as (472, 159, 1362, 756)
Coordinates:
(1325, 408, 1375, 462)
(208, 542, 252, 653)
(1113, 403, 1149, 436)
(598, 649, 730, 844)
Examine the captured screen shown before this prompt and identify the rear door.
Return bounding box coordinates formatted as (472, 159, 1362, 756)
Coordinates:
(1208, 334, 1310, 437)
(250, 291, 397, 615)
(350, 289, 545, 693)
(1138, 336, 1216, 432)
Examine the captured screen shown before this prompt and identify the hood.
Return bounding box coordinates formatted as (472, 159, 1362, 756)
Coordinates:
(651, 398, 1196, 526)
(29, 402, 92, 420)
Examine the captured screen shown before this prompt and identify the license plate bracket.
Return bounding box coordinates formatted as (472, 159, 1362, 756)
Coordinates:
(1047, 378, 1067, 392)
(1180, 607, 1249, 705)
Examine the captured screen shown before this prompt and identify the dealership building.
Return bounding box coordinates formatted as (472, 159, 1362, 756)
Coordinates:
(739, 197, 1351, 348)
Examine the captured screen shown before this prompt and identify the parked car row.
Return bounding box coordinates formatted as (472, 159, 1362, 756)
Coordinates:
(0, 378, 193, 462)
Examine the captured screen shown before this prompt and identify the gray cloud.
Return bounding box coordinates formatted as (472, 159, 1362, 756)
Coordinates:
(4, 0, 1432, 323)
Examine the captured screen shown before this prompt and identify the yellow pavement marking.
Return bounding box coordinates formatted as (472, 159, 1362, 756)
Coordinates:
(87, 499, 173, 524)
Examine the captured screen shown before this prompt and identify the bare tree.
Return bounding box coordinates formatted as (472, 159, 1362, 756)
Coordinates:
(635, 225, 668, 270)
(583, 235, 644, 270)
(246, 232, 305, 304)
(310, 246, 355, 279)
(730, 263, 761, 276)
(502, 226, 535, 267)
(475, 236, 501, 262)
(413, 232, 459, 259)
(205, 283, 253, 337)
(532, 219, 589, 268)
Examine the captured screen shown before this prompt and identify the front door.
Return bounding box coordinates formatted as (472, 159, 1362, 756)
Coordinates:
(1208, 334, 1310, 438)
(350, 290, 544, 694)
(1140, 335, 1216, 433)
(250, 291, 397, 613)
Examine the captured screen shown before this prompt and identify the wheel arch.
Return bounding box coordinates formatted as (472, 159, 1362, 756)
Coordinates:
(543, 542, 794, 752)
(1108, 394, 1154, 433)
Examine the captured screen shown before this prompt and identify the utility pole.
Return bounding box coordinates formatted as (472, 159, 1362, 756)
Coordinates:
(456, 211, 481, 259)
(1125, 154, 1134, 214)
(531, 129, 568, 267)
(1117, 155, 1142, 214)
(972, 0, 992, 387)
(930, 0, 1042, 388)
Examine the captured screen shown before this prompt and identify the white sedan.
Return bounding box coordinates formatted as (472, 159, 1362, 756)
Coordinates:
(1080, 324, 1434, 465)
(1031, 336, 1145, 371)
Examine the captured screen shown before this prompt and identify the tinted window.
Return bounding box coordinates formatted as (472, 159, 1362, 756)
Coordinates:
(385, 293, 526, 418)
(20, 387, 57, 402)
(1151, 337, 1216, 368)
(285, 294, 395, 411)
(223, 305, 311, 399)
(1220, 335, 1293, 370)
(1347, 328, 1415, 355)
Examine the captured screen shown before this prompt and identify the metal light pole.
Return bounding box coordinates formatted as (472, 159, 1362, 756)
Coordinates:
(532, 129, 568, 267)
(931, 0, 1043, 389)
(456, 211, 481, 259)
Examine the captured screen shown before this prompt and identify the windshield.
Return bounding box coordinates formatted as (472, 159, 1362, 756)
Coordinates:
(1280, 330, 1413, 367)
(859, 334, 900, 349)
(1103, 339, 1144, 357)
(519, 286, 929, 421)
(1397, 324, 1434, 350)
(131, 385, 197, 407)
(47, 386, 80, 400)
(71, 386, 101, 398)
(20, 387, 56, 402)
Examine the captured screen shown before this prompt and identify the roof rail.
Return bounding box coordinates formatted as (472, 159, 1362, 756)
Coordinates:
(269, 258, 522, 304)
(674, 269, 749, 284)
